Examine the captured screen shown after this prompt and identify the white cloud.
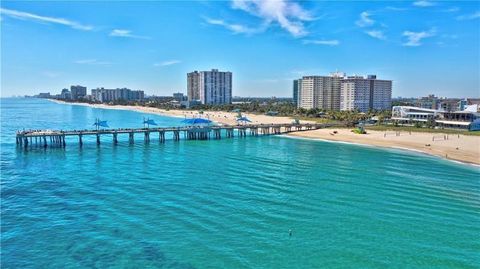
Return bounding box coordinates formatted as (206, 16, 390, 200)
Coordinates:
(402, 29, 436, 46)
(303, 39, 340, 46)
(74, 59, 111, 65)
(0, 8, 93, 30)
(456, 11, 480, 20)
(413, 1, 435, 7)
(109, 29, 150, 39)
(366, 30, 386, 40)
(204, 17, 261, 34)
(231, 0, 313, 37)
(153, 60, 181, 67)
(385, 6, 408, 11)
(443, 7, 459, 13)
(356, 12, 374, 27)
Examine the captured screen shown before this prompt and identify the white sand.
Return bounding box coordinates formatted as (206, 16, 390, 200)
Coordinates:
(50, 100, 480, 165)
(49, 100, 308, 125)
(288, 128, 480, 165)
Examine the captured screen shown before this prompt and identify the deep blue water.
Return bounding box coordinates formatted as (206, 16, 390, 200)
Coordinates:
(1, 98, 479, 268)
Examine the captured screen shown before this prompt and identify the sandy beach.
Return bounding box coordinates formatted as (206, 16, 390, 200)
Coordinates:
(50, 100, 302, 125)
(51, 100, 480, 165)
(289, 128, 480, 165)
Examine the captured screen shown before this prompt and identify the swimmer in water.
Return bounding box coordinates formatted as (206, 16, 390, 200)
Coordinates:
(289, 229, 292, 237)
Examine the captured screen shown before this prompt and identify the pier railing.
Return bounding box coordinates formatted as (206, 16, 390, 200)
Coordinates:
(16, 123, 343, 148)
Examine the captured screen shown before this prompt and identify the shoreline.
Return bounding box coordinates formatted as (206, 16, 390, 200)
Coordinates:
(50, 99, 480, 166)
(287, 129, 480, 166)
(283, 134, 480, 167)
(48, 99, 303, 126)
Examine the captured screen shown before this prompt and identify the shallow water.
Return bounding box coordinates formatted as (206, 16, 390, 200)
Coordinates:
(1, 98, 479, 268)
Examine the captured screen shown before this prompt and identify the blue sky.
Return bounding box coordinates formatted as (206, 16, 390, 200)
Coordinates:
(1, 0, 479, 98)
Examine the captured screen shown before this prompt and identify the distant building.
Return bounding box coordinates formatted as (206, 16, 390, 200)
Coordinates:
(187, 71, 201, 102)
(467, 98, 480, 106)
(438, 99, 460, 112)
(173, 92, 186, 102)
(60, 88, 72, 100)
(340, 75, 392, 112)
(187, 69, 232, 105)
(293, 79, 300, 107)
(458, 99, 468, 111)
(180, 100, 201, 108)
(70, 85, 87, 100)
(37, 92, 51, 98)
(415, 94, 438, 110)
(91, 88, 144, 102)
(298, 72, 344, 110)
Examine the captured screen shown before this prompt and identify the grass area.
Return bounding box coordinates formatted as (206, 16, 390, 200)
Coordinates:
(295, 117, 341, 124)
(365, 125, 480, 136)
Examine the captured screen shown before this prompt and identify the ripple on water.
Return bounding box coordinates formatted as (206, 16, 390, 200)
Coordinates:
(2, 98, 480, 268)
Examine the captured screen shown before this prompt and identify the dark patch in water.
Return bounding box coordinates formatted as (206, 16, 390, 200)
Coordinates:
(139, 241, 196, 269)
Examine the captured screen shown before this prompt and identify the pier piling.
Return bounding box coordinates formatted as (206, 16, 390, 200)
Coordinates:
(15, 123, 339, 150)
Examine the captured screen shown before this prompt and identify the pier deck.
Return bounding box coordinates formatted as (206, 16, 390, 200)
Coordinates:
(16, 123, 343, 148)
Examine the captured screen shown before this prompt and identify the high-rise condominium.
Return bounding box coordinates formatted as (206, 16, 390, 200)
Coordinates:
(340, 75, 392, 112)
(91, 88, 144, 102)
(297, 72, 392, 112)
(187, 69, 232, 105)
(293, 79, 301, 106)
(70, 85, 87, 100)
(297, 72, 344, 110)
(187, 71, 201, 102)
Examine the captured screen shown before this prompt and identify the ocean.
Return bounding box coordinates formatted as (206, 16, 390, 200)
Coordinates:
(1, 98, 479, 268)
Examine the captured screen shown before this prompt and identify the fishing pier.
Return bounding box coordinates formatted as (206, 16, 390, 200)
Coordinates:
(16, 123, 340, 149)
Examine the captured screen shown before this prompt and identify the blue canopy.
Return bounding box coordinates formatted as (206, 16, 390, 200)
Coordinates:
(93, 120, 109, 128)
(181, 118, 212, 125)
(236, 116, 252, 123)
(143, 119, 157, 126)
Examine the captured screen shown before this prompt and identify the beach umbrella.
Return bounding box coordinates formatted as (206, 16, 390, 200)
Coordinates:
(143, 117, 158, 128)
(93, 118, 109, 130)
(236, 116, 252, 123)
(181, 118, 212, 125)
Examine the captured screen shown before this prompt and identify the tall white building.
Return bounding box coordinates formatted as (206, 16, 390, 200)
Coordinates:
(298, 72, 344, 110)
(187, 71, 201, 101)
(187, 69, 232, 105)
(340, 75, 392, 112)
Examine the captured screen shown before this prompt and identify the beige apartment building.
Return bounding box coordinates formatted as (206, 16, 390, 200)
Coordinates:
(297, 72, 344, 110)
(296, 72, 392, 112)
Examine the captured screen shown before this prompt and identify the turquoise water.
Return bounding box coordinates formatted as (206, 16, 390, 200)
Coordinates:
(1, 98, 479, 268)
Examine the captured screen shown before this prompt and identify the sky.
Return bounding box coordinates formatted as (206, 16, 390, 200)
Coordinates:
(1, 0, 479, 98)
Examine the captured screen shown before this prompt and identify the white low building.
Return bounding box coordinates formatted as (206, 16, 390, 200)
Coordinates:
(391, 105, 480, 131)
(391, 106, 440, 122)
